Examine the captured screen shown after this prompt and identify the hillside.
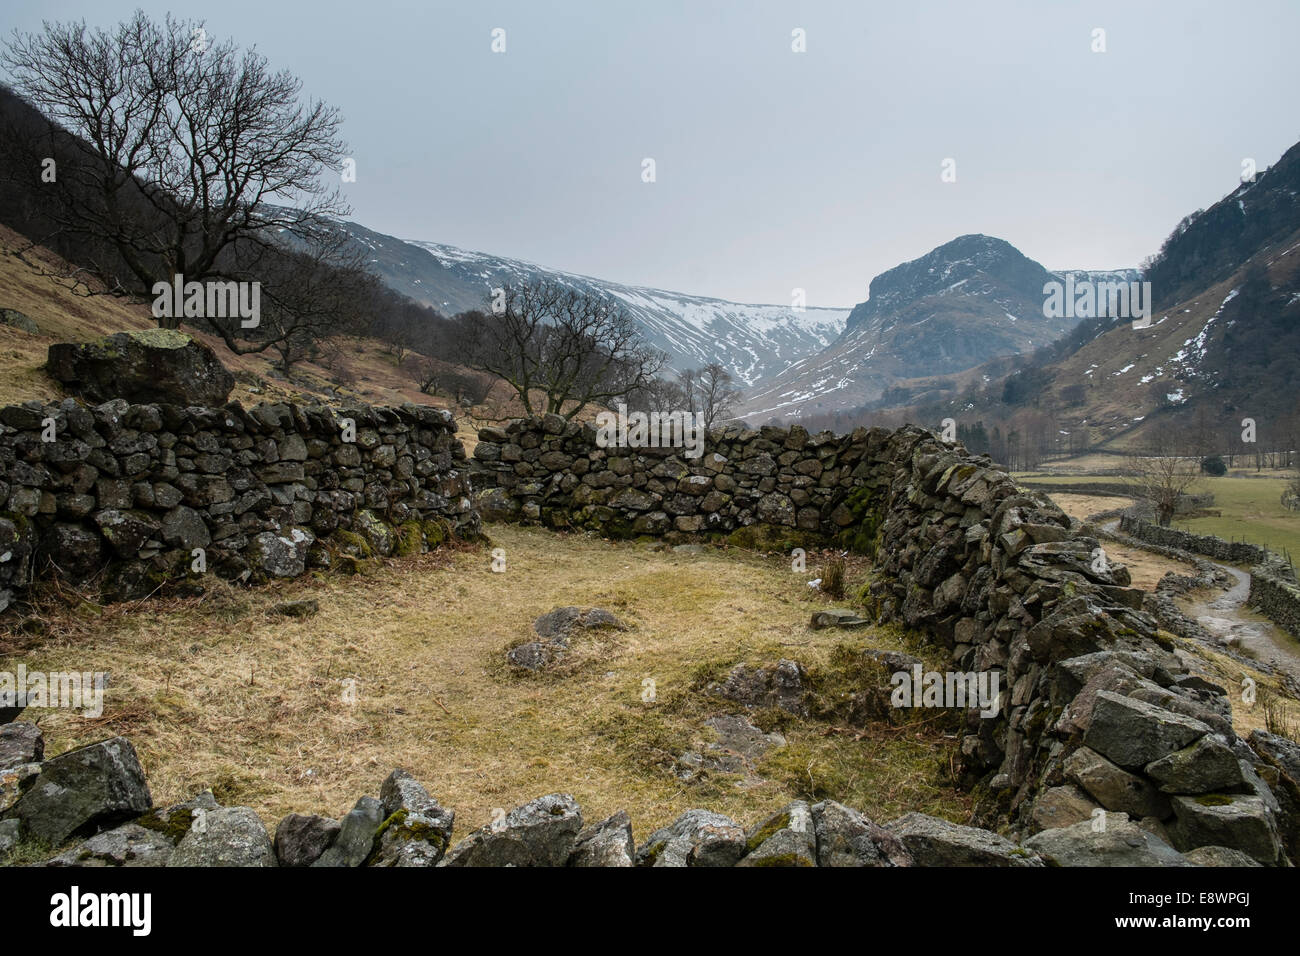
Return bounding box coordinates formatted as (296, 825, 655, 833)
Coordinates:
(0, 225, 501, 440)
(331, 219, 850, 387)
(738, 234, 1133, 421)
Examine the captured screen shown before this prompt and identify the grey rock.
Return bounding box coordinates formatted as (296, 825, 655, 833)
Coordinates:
(0, 308, 39, 333)
(635, 808, 746, 867)
(1082, 691, 1210, 769)
(1145, 734, 1249, 794)
(46, 822, 174, 867)
(1, 762, 41, 814)
(532, 606, 622, 640)
(1183, 845, 1262, 867)
(169, 806, 276, 867)
(1064, 746, 1171, 818)
(0, 818, 21, 855)
(887, 812, 1042, 866)
(507, 641, 559, 671)
(441, 793, 581, 867)
(738, 801, 817, 867)
(0, 721, 43, 770)
(568, 810, 635, 867)
(311, 795, 385, 867)
(1027, 785, 1100, 834)
(274, 813, 339, 867)
(1169, 795, 1282, 865)
(47, 330, 234, 406)
(13, 737, 152, 845)
(160, 505, 210, 551)
(370, 769, 454, 867)
(246, 530, 312, 578)
(810, 608, 871, 630)
(710, 659, 807, 717)
(812, 800, 912, 867)
(1024, 814, 1191, 867)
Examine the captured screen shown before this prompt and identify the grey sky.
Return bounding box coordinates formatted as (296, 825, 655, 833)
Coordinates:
(5, 1, 1299, 308)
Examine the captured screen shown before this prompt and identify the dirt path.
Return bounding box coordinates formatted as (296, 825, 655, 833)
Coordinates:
(1177, 564, 1300, 686)
(1096, 518, 1300, 684)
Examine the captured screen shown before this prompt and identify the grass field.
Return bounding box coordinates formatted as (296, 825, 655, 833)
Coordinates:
(1, 525, 972, 854)
(1174, 476, 1300, 563)
(1018, 473, 1300, 562)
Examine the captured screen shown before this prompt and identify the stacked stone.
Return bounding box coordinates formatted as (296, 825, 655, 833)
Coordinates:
(1120, 514, 1269, 564)
(0, 398, 477, 609)
(6, 721, 1297, 866)
(1248, 557, 1300, 639)
(472, 417, 1297, 865)
(861, 426, 1292, 864)
(470, 413, 878, 537)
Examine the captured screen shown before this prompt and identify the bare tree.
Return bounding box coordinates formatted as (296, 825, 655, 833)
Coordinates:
(455, 281, 664, 419)
(193, 232, 377, 375)
(1127, 433, 1202, 527)
(1, 11, 349, 320)
(626, 375, 688, 415)
(695, 362, 741, 429)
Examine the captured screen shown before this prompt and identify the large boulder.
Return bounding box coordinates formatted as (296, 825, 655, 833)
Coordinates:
(12, 737, 152, 845)
(1168, 795, 1283, 865)
(47, 330, 234, 406)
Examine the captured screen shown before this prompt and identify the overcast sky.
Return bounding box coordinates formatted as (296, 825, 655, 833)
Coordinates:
(5, 1, 1299, 307)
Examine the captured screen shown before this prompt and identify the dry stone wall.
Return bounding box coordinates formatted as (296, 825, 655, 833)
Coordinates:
(1119, 514, 1270, 565)
(472, 417, 1297, 864)
(0, 398, 478, 610)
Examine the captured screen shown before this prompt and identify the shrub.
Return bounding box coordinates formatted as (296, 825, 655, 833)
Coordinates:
(1200, 455, 1227, 476)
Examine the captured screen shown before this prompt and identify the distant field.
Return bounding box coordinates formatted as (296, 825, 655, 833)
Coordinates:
(1017, 473, 1300, 562)
(1175, 476, 1300, 562)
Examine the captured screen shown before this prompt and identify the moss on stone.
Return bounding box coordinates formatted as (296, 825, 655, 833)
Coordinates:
(419, 518, 449, 550)
(745, 811, 791, 853)
(1194, 793, 1234, 806)
(332, 529, 374, 558)
(136, 806, 195, 843)
(393, 521, 425, 557)
(747, 851, 814, 867)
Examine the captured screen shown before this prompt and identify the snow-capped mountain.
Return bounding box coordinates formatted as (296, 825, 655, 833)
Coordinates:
(331, 219, 850, 387)
(739, 235, 1118, 421)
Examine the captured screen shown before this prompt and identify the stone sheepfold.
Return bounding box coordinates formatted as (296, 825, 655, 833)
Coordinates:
(1, 410, 1297, 866)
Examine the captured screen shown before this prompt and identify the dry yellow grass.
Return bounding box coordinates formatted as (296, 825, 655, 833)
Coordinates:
(2, 525, 971, 844)
(1046, 492, 1193, 591)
